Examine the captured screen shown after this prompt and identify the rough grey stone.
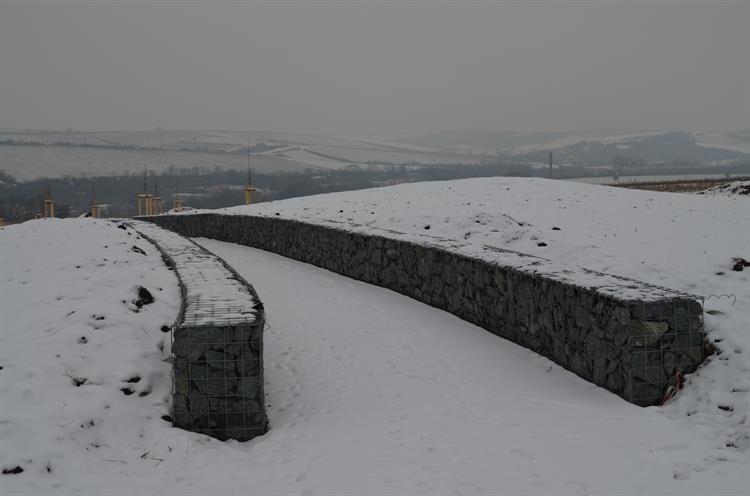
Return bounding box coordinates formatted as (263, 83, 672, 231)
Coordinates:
(144, 213, 705, 408)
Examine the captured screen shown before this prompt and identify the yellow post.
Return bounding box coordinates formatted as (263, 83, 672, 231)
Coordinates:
(244, 185, 256, 205)
(43, 199, 55, 218)
(153, 197, 163, 215)
(0, 218, 6, 227)
(144, 194, 153, 216)
(173, 198, 184, 212)
(137, 193, 146, 216)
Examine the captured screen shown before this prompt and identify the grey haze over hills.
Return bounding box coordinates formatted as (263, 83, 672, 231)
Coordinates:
(0, 127, 748, 181)
(1, 1, 747, 180)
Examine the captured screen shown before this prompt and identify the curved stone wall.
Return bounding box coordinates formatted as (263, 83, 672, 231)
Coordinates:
(131, 220, 267, 441)
(144, 213, 705, 407)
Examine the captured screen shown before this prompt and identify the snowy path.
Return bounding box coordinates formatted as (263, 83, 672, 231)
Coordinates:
(185, 238, 744, 494)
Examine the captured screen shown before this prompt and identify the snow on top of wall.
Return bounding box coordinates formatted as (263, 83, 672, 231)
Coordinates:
(183, 178, 720, 303)
(129, 221, 259, 327)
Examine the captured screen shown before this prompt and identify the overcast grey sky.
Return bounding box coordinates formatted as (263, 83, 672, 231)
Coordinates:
(0, 0, 747, 137)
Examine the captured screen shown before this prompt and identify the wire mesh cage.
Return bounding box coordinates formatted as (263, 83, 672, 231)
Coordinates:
(172, 322, 267, 441)
(626, 298, 704, 406)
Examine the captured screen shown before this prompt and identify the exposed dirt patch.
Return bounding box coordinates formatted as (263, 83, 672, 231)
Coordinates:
(133, 286, 154, 309)
(732, 257, 749, 272)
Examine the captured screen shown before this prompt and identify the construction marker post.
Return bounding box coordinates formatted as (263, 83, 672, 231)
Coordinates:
(145, 194, 154, 216)
(43, 199, 55, 218)
(153, 197, 163, 215)
(137, 194, 147, 216)
(245, 185, 256, 205)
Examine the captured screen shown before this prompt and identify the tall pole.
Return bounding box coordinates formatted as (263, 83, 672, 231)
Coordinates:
(91, 181, 97, 217)
(153, 172, 161, 215)
(549, 151, 553, 179)
(43, 184, 54, 218)
(245, 143, 255, 206)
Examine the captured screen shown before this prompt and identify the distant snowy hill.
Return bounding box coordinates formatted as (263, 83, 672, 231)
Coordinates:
(0, 129, 487, 180)
(398, 129, 750, 163)
(2, 128, 747, 181)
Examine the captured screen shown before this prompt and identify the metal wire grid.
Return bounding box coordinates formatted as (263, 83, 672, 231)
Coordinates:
(172, 323, 266, 441)
(128, 221, 267, 440)
(481, 243, 702, 302)
(181, 296, 257, 326)
(626, 298, 704, 405)
(491, 274, 704, 406)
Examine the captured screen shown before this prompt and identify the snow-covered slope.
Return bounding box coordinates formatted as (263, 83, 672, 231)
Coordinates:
(699, 180, 750, 197)
(0, 145, 312, 181)
(3, 176, 750, 493)
(0, 219, 180, 491)
(205, 177, 750, 458)
(694, 131, 750, 155)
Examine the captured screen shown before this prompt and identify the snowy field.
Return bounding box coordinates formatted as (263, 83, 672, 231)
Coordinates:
(0, 129, 485, 180)
(569, 174, 749, 185)
(2, 176, 749, 493)
(3, 128, 747, 181)
(0, 145, 314, 181)
(507, 130, 667, 155)
(699, 180, 750, 197)
(0, 217, 746, 494)
(307, 144, 483, 166)
(270, 147, 352, 170)
(205, 177, 750, 467)
(694, 132, 750, 155)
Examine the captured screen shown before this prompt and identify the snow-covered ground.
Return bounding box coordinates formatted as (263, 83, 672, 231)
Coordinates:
(0, 129, 485, 180)
(570, 173, 747, 185)
(0, 219, 180, 492)
(694, 132, 750, 155)
(2, 176, 749, 493)
(0, 145, 312, 181)
(507, 130, 667, 155)
(309, 144, 481, 166)
(698, 180, 750, 197)
(201, 177, 750, 466)
(271, 147, 353, 170)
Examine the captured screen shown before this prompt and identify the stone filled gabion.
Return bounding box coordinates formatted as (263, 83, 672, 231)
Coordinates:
(130, 221, 267, 441)
(172, 322, 266, 440)
(145, 213, 705, 407)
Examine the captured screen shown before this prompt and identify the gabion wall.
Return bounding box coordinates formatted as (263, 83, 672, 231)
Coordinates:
(133, 222, 267, 441)
(145, 214, 705, 407)
(172, 322, 266, 441)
